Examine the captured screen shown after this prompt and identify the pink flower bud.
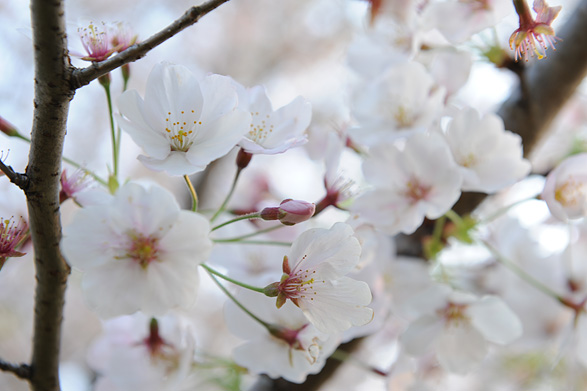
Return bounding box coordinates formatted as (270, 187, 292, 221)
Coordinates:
(0, 117, 19, 137)
(260, 199, 315, 225)
(278, 199, 315, 225)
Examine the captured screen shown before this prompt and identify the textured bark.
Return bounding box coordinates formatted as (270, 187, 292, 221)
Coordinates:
(27, 0, 72, 389)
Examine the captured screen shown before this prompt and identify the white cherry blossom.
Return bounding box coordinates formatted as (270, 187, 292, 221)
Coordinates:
(235, 84, 311, 154)
(61, 182, 212, 318)
(441, 108, 531, 193)
(352, 132, 462, 235)
(224, 290, 340, 383)
(116, 62, 250, 175)
(350, 62, 445, 145)
(88, 313, 197, 391)
(542, 153, 587, 222)
(268, 223, 374, 333)
(400, 284, 523, 374)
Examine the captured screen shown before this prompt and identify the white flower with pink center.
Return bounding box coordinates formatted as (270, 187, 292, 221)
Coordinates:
(235, 84, 311, 154)
(352, 132, 463, 235)
(88, 313, 197, 391)
(61, 182, 212, 318)
(400, 284, 523, 374)
(441, 108, 531, 193)
(116, 62, 250, 175)
(267, 223, 374, 333)
(541, 153, 587, 222)
(224, 290, 340, 383)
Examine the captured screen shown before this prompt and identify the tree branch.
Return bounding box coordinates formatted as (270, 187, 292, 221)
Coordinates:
(0, 359, 32, 380)
(0, 158, 28, 190)
(70, 0, 231, 89)
(27, 0, 72, 389)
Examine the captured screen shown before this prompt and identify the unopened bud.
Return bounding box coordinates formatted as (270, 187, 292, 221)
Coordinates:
(0, 117, 19, 137)
(236, 148, 253, 170)
(277, 199, 315, 225)
(260, 199, 315, 226)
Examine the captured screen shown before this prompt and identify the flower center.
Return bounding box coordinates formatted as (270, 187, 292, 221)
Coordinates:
(126, 232, 159, 268)
(394, 106, 415, 128)
(438, 302, 469, 326)
(555, 178, 586, 207)
(404, 179, 431, 204)
(247, 111, 274, 144)
(164, 110, 202, 152)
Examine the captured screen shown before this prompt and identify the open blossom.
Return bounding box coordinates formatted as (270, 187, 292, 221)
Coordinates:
(422, 0, 511, 44)
(265, 223, 373, 333)
(509, 0, 561, 61)
(61, 182, 212, 318)
(350, 62, 445, 145)
(110, 22, 137, 52)
(224, 290, 340, 383)
(541, 153, 587, 222)
(0, 217, 27, 259)
(88, 313, 197, 391)
(235, 84, 311, 155)
(78, 22, 116, 62)
(116, 62, 250, 175)
(59, 168, 94, 204)
(352, 132, 463, 235)
(400, 284, 523, 374)
(441, 108, 531, 193)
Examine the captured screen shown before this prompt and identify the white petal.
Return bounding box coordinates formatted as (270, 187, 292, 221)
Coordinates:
(299, 276, 373, 333)
(468, 295, 523, 345)
(288, 223, 361, 276)
(435, 323, 487, 374)
(400, 315, 443, 356)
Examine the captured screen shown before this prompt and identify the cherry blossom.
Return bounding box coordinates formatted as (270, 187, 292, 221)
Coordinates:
(352, 132, 462, 235)
(265, 223, 373, 333)
(61, 182, 212, 318)
(235, 84, 311, 155)
(350, 62, 445, 145)
(59, 168, 94, 204)
(224, 290, 340, 383)
(440, 108, 531, 193)
(77, 21, 116, 62)
(116, 63, 250, 175)
(400, 284, 523, 374)
(541, 153, 587, 222)
(422, 0, 511, 44)
(0, 217, 27, 260)
(509, 0, 562, 61)
(88, 313, 197, 391)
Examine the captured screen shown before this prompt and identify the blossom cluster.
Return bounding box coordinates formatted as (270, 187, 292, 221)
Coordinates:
(3, 0, 583, 389)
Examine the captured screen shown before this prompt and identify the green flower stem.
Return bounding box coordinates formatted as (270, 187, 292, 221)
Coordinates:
(211, 167, 243, 223)
(482, 239, 566, 302)
(478, 195, 538, 225)
(211, 212, 262, 232)
(101, 80, 119, 180)
(212, 224, 284, 242)
(200, 263, 266, 293)
(444, 209, 465, 226)
(204, 267, 270, 329)
(432, 215, 447, 242)
(183, 175, 198, 212)
(9, 132, 107, 186)
(213, 239, 292, 246)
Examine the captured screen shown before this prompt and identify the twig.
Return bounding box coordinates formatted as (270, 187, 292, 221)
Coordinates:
(0, 359, 32, 380)
(71, 0, 232, 89)
(0, 159, 28, 190)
